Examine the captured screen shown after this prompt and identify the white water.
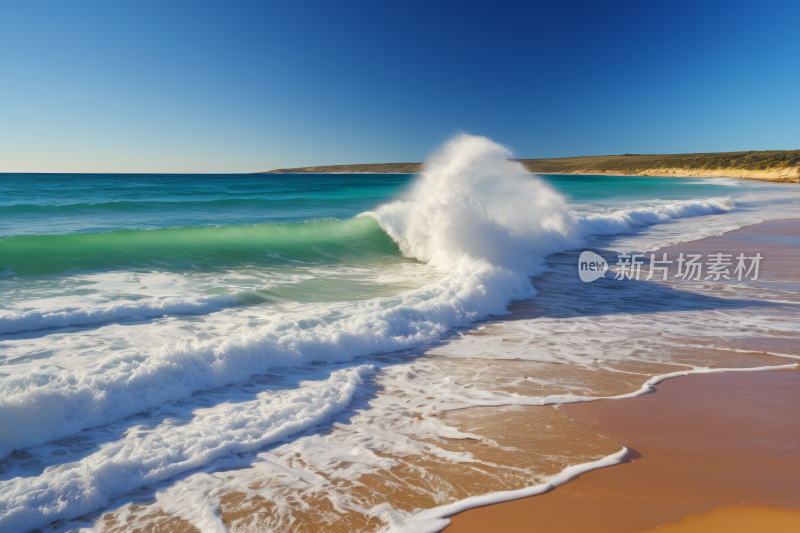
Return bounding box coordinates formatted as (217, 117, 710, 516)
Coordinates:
(2, 134, 799, 532)
(371, 134, 580, 272)
(0, 136, 741, 460)
(0, 366, 374, 531)
(0, 294, 240, 336)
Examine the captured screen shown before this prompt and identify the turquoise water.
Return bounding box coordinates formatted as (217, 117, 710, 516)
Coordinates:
(2, 157, 800, 533)
(0, 170, 792, 325)
(1, 173, 734, 237)
(0, 172, 739, 276)
(0, 174, 417, 279)
(0, 169, 773, 343)
(544, 174, 732, 202)
(0, 173, 413, 236)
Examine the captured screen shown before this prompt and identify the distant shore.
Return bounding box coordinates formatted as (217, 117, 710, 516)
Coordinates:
(256, 149, 800, 183)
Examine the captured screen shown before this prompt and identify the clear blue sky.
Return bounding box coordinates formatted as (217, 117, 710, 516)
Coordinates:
(1, 0, 798, 173)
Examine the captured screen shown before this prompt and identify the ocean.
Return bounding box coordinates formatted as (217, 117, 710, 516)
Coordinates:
(1, 135, 799, 532)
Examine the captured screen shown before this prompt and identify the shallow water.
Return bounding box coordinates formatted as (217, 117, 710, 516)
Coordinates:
(1, 136, 800, 532)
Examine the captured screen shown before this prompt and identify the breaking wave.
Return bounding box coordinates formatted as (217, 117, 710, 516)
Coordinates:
(0, 134, 737, 531)
(0, 216, 400, 276)
(0, 135, 736, 458)
(0, 295, 240, 336)
(0, 366, 375, 532)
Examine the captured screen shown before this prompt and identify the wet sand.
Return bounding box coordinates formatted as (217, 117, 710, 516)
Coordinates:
(445, 370, 800, 533)
(94, 219, 800, 532)
(445, 219, 800, 533)
(636, 506, 800, 532)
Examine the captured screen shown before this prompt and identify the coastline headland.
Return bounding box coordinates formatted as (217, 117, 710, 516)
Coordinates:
(257, 149, 800, 183)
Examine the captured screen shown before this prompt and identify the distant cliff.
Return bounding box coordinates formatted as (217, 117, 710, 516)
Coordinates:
(256, 150, 800, 183)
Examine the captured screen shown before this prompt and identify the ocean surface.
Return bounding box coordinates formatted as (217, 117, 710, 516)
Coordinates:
(2, 136, 800, 532)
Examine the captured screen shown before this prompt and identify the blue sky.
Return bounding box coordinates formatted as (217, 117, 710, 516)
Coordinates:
(1, 0, 798, 173)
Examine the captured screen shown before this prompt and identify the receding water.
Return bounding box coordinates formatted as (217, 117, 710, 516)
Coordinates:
(1, 135, 800, 533)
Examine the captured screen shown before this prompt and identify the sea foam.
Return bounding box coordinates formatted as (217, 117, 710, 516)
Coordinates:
(0, 135, 571, 458)
(0, 294, 239, 336)
(369, 134, 581, 272)
(0, 134, 741, 532)
(577, 197, 735, 236)
(0, 135, 735, 459)
(0, 366, 374, 532)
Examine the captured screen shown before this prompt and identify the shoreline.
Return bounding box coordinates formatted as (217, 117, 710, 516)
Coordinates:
(255, 150, 800, 183)
(438, 218, 800, 533)
(443, 369, 800, 533)
(258, 170, 798, 183)
(255, 168, 799, 183)
(529, 168, 799, 183)
(390, 365, 799, 533)
(86, 218, 800, 533)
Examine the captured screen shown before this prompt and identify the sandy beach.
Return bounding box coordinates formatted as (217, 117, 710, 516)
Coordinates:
(90, 219, 800, 533)
(524, 166, 800, 183)
(4, 3, 799, 531)
(5, 157, 799, 533)
(445, 370, 800, 533)
(444, 218, 800, 532)
(258, 150, 800, 184)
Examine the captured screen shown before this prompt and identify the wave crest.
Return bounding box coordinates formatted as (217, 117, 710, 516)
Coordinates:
(367, 134, 580, 272)
(0, 295, 239, 336)
(0, 216, 399, 275)
(0, 135, 737, 478)
(578, 197, 735, 235)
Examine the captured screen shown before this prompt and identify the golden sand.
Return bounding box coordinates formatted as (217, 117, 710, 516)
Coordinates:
(445, 370, 800, 533)
(95, 219, 800, 532)
(635, 506, 800, 533)
(445, 219, 800, 533)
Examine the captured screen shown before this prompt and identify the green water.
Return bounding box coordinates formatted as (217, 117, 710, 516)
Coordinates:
(0, 172, 740, 277)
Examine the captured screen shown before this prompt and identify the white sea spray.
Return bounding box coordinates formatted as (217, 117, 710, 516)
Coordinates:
(0, 366, 374, 532)
(0, 134, 755, 532)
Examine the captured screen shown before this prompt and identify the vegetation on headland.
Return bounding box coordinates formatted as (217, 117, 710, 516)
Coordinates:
(257, 149, 800, 183)
(516, 150, 800, 183)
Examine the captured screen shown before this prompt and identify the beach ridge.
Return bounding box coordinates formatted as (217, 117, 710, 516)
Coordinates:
(256, 149, 800, 183)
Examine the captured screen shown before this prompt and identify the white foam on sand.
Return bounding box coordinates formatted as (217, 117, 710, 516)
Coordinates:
(0, 135, 741, 460)
(4, 134, 795, 533)
(0, 365, 374, 532)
